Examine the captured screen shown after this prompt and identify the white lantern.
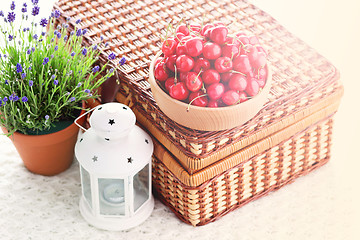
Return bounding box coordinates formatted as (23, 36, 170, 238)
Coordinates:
(74, 102, 154, 231)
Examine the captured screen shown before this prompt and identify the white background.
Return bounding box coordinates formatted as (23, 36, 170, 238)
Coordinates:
(0, 0, 359, 239)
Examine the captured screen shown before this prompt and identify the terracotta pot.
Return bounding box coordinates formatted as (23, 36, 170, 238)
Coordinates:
(2, 109, 86, 176)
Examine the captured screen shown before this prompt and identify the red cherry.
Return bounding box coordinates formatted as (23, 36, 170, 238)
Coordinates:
(253, 52, 266, 69)
(208, 99, 219, 108)
(220, 72, 233, 83)
(237, 35, 250, 46)
(193, 57, 211, 74)
(213, 21, 225, 27)
(189, 91, 208, 107)
(201, 23, 214, 36)
(247, 45, 259, 64)
(176, 24, 189, 36)
(154, 62, 168, 81)
(238, 91, 248, 103)
(235, 32, 247, 37)
(169, 82, 189, 100)
(176, 44, 187, 55)
(245, 78, 260, 96)
(185, 38, 203, 57)
(176, 55, 195, 72)
(229, 74, 247, 91)
(222, 44, 240, 58)
(161, 38, 177, 56)
(222, 90, 240, 106)
(185, 72, 203, 92)
(214, 57, 233, 73)
(174, 32, 185, 43)
(189, 23, 202, 33)
(209, 26, 228, 44)
(155, 56, 164, 66)
(202, 69, 221, 85)
(165, 55, 177, 72)
(203, 42, 222, 60)
(257, 67, 267, 80)
(165, 77, 175, 91)
(207, 83, 225, 100)
(233, 55, 252, 74)
(179, 72, 188, 82)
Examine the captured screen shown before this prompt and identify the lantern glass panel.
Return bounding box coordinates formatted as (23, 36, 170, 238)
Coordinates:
(133, 164, 150, 212)
(98, 178, 126, 216)
(81, 166, 92, 208)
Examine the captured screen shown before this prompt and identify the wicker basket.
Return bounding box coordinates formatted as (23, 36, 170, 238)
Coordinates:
(55, 0, 344, 226)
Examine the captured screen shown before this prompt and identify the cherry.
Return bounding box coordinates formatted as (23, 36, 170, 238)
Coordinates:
(185, 38, 203, 57)
(215, 57, 233, 73)
(207, 99, 219, 108)
(176, 44, 187, 55)
(174, 32, 185, 43)
(176, 24, 189, 36)
(256, 46, 267, 57)
(233, 55, 252, 74)
(247, 45, 259, 63)
(245, 78, 260, 96)
(155, 56, 164, 66)
(154, 62, 168, 81)
(253, 52, 266, 69)
(165, 77, 175, 91)
(222, 90, 240, 106)
(238, 91, 248, 103)
(256, 78, 266, 88)
(193, 58, 211, 74)
(203, 42, 222, 59)
(213, 21, 225, 27)
(207, 83, 225, 100)
(189, 23, 202, 33)
(209, 26, 228, 44)
(185, 72, 203, 92)
(229, 74, 247, 91)
(201, 23, 214, 36)
(202, 69, 221, 85)
(189, 91, 208, 107)
(169, 82, 189, 100)
(257, 67, 267, 80)
(220, 72, 233, 83)
(237, 35, 250, 46)
(165, 55, 177, 72)
(179, 72, 188, 82)
(222, 44, 240, 58)
(176, 55, 195, 72)
(161, 38, 177, 56)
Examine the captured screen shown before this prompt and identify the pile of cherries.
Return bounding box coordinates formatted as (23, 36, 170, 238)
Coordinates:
(154, 21, 268, 108)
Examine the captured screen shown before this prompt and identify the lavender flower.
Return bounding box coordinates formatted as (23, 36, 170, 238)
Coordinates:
(8, 35, 13, 41)
(76, 29, 82, 37)
(75, 19, 81, 24)
(31, 47, 35, 52)
(16, 63, 22, 73)
(33, 34, 38, 40)
(43, 57, 49, 65)
(53, 80, 59, 85)
(82, 48, 87, 56)
(0, 11, 3, 17)
(3, 97, 8, 103)
(21, 3, 27, 13)
(41, 31, 46, 36)
(7, 12, 15, 23)
(84, 89, 90, 94)
(63, 35, 68, 41)
(82, 29, 88, 35)
(21, 73, 26, 79)
(29, 80, 33, 87)
(56, 32, 61, 39)
(21, 96, 28, 102)
(100, 35, 104, 41)
(28, 66, 32, 70)
(10, 1, 15, 11)
(71, 52, 75, 57)
(108, 52, 116, 60)
(4, 80, 9, 84)
(93, 45, 98, 50)
(32, 0, 39, 5)
(104, 42, 109, 48)
(51, 74, 56, 79)
(92, 66, 100, 73)
(26, 49, 31, 54)
(45, 115, 49, 120)
(69, 97, 75, 102)
(40, 18, 47, 27)
(119, 57, 126, 66)
(32, 5, 39, 16)
(54, 10, 60, 18)
(54, 46, 58, 51)
(77, 82, 82, 87)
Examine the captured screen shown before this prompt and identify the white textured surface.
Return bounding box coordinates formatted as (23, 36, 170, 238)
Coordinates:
(0, 0, 359, 239)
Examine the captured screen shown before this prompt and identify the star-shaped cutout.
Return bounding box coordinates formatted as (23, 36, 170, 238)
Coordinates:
(108, 119, 115, 125)
(145, 139, 149, 144)
(92, 156, 98, 162)
(127, 157, 133, 163)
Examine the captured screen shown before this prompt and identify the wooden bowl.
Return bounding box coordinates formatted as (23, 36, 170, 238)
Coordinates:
(148, 52, 272, 131)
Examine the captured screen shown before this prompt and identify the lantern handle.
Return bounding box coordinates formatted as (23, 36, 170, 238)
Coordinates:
(74, 106, 97, 132)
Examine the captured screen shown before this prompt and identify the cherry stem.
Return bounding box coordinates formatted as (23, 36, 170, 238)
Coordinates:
(186, 93, 208, 112)
(230, 70, 247, 76)
(174, 65, 178, 85)
(192, 69, 202, 84)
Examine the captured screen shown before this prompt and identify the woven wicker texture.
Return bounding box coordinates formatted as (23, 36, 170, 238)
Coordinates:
(152, 117, 334, 226)
(54, 0, 342, 163)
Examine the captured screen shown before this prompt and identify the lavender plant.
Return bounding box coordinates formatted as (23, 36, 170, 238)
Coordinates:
(0, 1, 123, 135)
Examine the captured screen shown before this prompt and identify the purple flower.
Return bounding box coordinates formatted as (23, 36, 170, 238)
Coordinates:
(100, 35, 104, 41)
(0, 11, 3, 17)
(82, 29, 88, 35)
(54, 10, 60, 18)
(92, 66, 100, 73)
(45, 115, 49, 120)
(77, 82, 82, 87)
(119, 57, 126, 66)
(69, 97, 75, 102)
(71, 52, 75, 57)
(3, 97, 8, 103)
(8, 35, 13, 41)
(31, 47, 35, 52)
(109, 68, 114, 73)
(104, 42, 109, 48)
(81, 48, 87, 56)
(108, 52, 116, 60)
(10, 1, 15, 11)
(41, 31, 45, 36)
(16, 63, 22, 73)
(32, 0, 39, 5)
(63, 35, 68, 41)
(10, 94, 19, 102)
(32, 6, 39, 16)
(43, 57, 49, 65)
(7, 12, 15, 23)
(93, 45, 98, 50)
(29, 80, 33, 87)
(54, 46, 58, 51)
(76, 29, 82, 37)
(56, 32, 61, 39)
(40, 18, 47, 27)
(33, 34, 38, 40)
(21, 73, 26, 79)
(26, 49, 31, 54)
(21, 3, 27, 13)
(53, 80, 59, 85)
(28, 66, 32, 70)
(84, 89, 90, 94)
(51, 75, 56, 79)
(21, 96, 28, 102)
(50, 54, 54, 59)
(75, 19, 81, 24)
(4, 80, 9, 84)
(70, 31, 74, 36)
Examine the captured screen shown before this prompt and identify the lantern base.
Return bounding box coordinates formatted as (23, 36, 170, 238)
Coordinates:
(79, 196, 154, 231)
